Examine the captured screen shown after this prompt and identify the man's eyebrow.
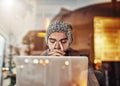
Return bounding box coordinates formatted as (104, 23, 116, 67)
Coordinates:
(49, 38, 56, 40)
(49, 38, 68, 41)
(60, 38, 68, 41)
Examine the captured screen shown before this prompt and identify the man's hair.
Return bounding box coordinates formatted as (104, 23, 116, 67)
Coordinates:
(45, 21, 73, 46)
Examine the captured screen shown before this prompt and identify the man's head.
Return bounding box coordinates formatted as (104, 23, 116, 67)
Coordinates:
(45, 21, 73, 51)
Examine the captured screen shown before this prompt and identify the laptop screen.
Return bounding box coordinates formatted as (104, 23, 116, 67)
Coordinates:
(15, 56, 88, 86)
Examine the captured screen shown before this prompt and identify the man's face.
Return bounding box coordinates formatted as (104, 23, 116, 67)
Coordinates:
(48, 32, 69, 51)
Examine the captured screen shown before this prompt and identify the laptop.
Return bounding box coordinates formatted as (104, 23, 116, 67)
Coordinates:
(15, 56, 88, 86)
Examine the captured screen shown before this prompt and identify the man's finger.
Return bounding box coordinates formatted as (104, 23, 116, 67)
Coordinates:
(59, 42, 64, 51)
(48, 50, 65, 56)
(48, 51, 65, 55)
(49, 53, 61, 56)
(52, 49, 65, 55)
(52, 42, 56, 49)
(48, 52, 63, 56)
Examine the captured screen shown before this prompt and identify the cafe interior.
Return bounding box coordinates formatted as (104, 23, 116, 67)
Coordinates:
(0, 0, 120, 86)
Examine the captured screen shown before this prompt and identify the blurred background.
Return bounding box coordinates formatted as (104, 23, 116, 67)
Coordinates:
(0, 0, 120, 86)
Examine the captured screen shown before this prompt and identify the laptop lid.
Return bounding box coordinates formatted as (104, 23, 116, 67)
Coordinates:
(15, 56, 88, 86)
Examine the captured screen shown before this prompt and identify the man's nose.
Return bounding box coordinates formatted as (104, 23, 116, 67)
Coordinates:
(54, 42, 61, 49)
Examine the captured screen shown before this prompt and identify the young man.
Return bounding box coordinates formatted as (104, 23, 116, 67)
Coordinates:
(41, 21, 100, 86)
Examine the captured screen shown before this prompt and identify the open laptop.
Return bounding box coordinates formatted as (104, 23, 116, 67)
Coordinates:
(15, 56, 88, 86)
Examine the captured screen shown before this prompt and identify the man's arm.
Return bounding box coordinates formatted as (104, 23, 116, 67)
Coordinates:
(88, 67, 100, 86)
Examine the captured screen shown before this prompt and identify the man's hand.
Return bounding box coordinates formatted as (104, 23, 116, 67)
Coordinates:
(48, 42, 66, 56)
(48, 49, 65, 56)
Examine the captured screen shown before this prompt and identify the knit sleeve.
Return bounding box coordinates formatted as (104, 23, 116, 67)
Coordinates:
(88, 67, 100, 86)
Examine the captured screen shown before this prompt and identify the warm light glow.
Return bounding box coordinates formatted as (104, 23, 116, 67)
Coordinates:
(45, 59, 49, 64)
(24, 59, 29, 63)
(33, 59, 39, 64)
(20, 65, 24, 69)
(95, 36, 104, 44)
(2, 67, 9, 71)
(13, 71, 16, 75)
(40, 59, 43, 64)
(40, 59, 48, 66)
(79, 70, 88, 86)
(65, 61, 69, 65)
(37, 32, 46, 38)
(1, 0, 15, 10)
(94, 59, 102, 64)
(94, 16, 120, 62)
(45, 18, 50, 30)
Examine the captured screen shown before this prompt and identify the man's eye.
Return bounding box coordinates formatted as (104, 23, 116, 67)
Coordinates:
(50, 40, 55, 43)
(61, 40, 67, 43)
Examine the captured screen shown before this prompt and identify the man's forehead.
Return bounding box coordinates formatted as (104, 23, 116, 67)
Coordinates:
(48, 32, 68, 39)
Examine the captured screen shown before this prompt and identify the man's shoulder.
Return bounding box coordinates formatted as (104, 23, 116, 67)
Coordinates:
(67, 48, 80, 56)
